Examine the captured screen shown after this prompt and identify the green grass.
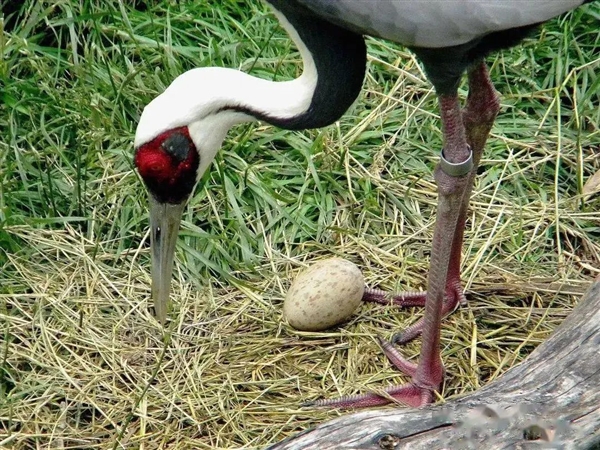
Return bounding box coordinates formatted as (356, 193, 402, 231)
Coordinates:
(1, 1, 599, 448)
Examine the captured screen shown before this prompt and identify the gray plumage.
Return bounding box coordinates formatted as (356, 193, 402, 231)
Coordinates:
(296, 0, 586, 48)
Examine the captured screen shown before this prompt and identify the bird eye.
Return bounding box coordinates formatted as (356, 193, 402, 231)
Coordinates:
(161, 132, 192, 162)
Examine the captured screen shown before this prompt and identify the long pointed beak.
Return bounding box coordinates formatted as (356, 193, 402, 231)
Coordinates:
(149, 196, 186, 324)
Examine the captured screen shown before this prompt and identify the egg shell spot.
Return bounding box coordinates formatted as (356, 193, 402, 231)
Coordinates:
(283, 258, 364, 331)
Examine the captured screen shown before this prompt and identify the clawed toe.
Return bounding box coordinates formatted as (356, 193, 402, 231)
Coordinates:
(305, 382, 433, 409)
(377, 335, 417, 377)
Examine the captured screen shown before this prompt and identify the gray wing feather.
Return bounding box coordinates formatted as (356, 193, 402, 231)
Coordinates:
(294, 0, 585, 47)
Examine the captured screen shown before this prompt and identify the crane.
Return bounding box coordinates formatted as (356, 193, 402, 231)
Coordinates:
(134, 0, 594, 408)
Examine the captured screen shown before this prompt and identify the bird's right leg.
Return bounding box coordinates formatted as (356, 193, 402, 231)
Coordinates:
(363, 61, 500, 345)
(308, 64, 502, 410)
(308, 92, 473, 409)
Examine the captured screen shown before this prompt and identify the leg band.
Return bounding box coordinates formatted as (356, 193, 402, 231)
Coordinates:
(439, 146, 473, 177)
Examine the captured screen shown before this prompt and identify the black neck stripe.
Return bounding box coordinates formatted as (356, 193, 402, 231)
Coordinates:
(225, 0, 366, 131)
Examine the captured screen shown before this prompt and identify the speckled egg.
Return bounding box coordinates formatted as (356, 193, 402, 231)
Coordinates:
(283, 258, 364, 331)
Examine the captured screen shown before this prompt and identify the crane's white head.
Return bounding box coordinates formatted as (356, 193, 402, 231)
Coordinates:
(133, 68, 255, 323)
(134, 68, 254, 194)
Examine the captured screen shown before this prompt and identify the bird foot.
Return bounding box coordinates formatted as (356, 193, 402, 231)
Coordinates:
(304, 337, 441, 409)
(362, 278, 466, 344)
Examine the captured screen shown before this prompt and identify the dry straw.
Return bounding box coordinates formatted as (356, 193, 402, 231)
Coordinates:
(1, 1, 599, 448)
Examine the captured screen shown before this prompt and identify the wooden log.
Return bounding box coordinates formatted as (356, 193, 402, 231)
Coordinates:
(269, 280, 600, 450)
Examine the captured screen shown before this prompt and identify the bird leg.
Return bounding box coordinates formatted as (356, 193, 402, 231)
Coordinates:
(309, 63, 501, 409)
(362, 61, 500, 345)
(463, 61, 501, 168)
(309, 93, 475, 409)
